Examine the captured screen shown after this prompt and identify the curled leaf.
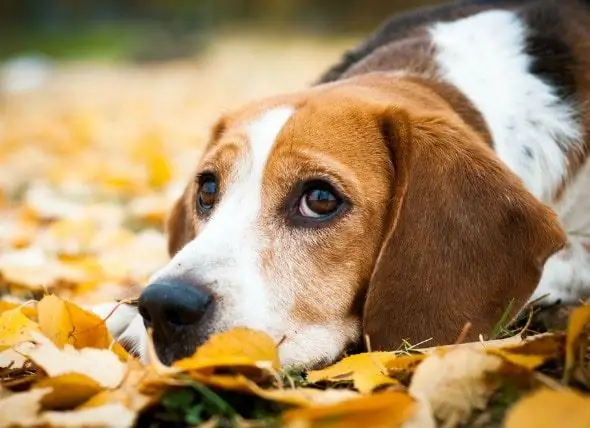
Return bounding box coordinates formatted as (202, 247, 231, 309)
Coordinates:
(37, 294, 110, 349)
(19, 332, 125, 389)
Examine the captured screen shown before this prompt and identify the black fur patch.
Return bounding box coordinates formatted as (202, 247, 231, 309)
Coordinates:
(522, 2, 578, 102)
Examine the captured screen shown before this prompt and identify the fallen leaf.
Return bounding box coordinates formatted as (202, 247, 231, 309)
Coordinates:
(19, 332, 125, 389)
(0, 387, 50, 427)
(35, 373, 103, 410)
(409, 347, 502, 426)
(0, 299, 37, 319)
(564, 305, 590, 382)
(37, 294, 110, 349)
(282, 390, 421, 428)
(504, 388, 590, 428)
(173, 327, 280, 373)
(41, 403, 136, 428)
(0, 308, 40, 351)
(81, 359, 156, 412)
(307, 352, 422, 393)
(489, 334, 562, 370)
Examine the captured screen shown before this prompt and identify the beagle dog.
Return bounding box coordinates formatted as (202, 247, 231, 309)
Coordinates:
(97, 0, 590, 369)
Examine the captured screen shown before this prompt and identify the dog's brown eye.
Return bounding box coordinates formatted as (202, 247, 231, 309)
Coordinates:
(299, 187, 340, 218)
(197, 175, 218, 212)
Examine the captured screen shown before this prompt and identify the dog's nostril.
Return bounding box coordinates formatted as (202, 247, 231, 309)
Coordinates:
(138, 306, 152, 327)
(165, 309, 183, 326)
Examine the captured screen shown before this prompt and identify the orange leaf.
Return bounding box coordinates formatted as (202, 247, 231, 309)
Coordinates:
(504, 388, 590, 428)
(35, 373, 103, 410)
(283, 390, 418, 428)
(37, 294, 110, 349)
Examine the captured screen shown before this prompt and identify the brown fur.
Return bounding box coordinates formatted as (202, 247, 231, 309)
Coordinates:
(166, 73, 565, 353)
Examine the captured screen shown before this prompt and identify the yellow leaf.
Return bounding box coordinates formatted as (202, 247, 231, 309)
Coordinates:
(283, 390, 418, 428)
(173, 327, 280, 373)
(35, 373, 102, 410)
(19, 332, 125, 389)
(307, 352, 424, 394)
(488, 334, 562, 370)
(504, 389, 590, 428)
(565, 305, 590, 382)
(37, 294, 110, 349)
(0, 300, 37, 319)
(0, 308, 40, 351)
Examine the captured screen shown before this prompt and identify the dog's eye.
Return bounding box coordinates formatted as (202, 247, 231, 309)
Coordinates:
(197, 175, 218, 212)
(298, 184, 341, 218)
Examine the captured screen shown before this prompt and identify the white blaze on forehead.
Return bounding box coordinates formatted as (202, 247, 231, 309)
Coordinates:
(430, 10, 581, 203)
(149, 106, 295, 333)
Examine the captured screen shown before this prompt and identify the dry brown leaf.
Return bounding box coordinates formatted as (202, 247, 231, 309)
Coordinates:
(282, 390, 421, 428)
(307, 352, 421, 393)
(35, 373, 103, 410)
(41, 403, 136, 428)
(409, 347, 502, 426)
(0, 307, 40, 351)
(19, 332, 125, 389)
(564, 305, 590, 382)
(173, 327, 280, 373)
(0, 387, 50, 427)
(504, 388, 590, 428)
(37, 294, 110, 349)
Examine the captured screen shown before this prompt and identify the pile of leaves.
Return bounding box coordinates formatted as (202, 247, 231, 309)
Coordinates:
(2, 295, 590, 427)
(2, 36, 590, 427)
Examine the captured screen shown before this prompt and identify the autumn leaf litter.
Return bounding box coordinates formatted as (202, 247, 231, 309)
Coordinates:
(1, 36, 590, 427)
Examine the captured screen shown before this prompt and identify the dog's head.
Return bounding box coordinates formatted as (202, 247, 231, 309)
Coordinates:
(139, 75, 565, 368)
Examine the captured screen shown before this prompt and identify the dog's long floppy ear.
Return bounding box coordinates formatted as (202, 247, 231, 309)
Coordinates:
(363, 107, 566, 349)
(166, 183, 196, 257)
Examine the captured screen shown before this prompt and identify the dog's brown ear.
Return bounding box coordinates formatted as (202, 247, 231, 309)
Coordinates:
(166, 183, 195, 257)
(363, 107, 566, 349)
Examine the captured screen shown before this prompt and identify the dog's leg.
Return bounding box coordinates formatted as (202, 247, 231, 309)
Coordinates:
(531, 235, 590, 304)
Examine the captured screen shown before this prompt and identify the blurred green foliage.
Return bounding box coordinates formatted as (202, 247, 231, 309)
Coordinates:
(0, 0, 441, 60)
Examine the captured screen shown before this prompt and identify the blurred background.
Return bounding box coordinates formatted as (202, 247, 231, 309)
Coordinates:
(0, 0, 441, 61)
(0, 0, 441, 304)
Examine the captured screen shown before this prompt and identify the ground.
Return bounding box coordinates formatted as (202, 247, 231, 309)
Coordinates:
(1, 34, 590, 428)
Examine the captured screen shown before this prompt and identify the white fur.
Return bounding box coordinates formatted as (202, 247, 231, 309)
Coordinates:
(149, 106, 295, 357)
(533, 159, 590, 304)
(430, 10, 582, 203)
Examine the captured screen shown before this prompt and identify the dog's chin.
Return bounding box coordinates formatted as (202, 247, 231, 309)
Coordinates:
(152, 327, 211, 366)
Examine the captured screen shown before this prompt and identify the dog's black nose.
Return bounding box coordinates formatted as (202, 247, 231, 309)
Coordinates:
(138, 282, 212, 334)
